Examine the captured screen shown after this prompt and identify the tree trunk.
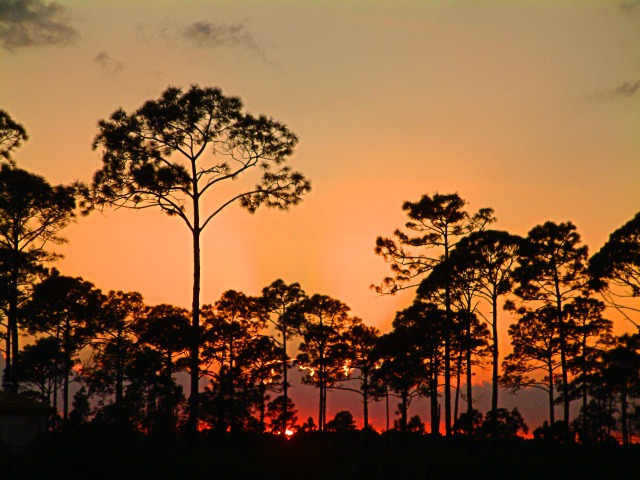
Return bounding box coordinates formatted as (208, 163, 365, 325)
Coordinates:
(491, 295, 499, 415)
(188, 224, 201, 434)
(430, 361, 439, 435)
(444, 286, 452, 436)
(363, 372, 369, 429)
(548, 360, 555, 425)
(385, 385, 390, 431)
(466, 323, 473, 419)
(282, 329, 288, 435)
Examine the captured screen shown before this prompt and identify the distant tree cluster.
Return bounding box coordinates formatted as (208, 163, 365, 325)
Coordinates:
(1, 92, 639, 446)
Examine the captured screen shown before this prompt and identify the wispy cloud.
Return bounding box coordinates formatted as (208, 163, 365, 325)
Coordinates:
(615, 80, 640, 97)
(0, 0, 78, 51)
(181, 21, 263, 54)
(93, 51, 123, 73)
(620, 1, 640, 12)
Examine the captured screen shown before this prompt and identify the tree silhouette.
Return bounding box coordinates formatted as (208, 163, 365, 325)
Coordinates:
(513, 221, 589, 426)
(93, 291, 146, 409)
(384, 300, 446, 434)
(0, 165, 76, 390)
(452, 230, 521, 415)
(236, 334, 282, 433)
(134, 303, 191, 431)
(259, 279, 307, 434)
(374, 193, 493, 435)
(85, 85, 310, 431)
(589, 211, 640, 328)
(15, 336, 67, 403)
(325, 410, 356, 432)
(201, 290, 265, 432)
(418, 245, 491, 426)
(0, 110, 28, 163)
(600, 333, 640, 445)
(22, 270, 103, 420)
(336, 323, 384, 430)
(564, 296, 612, 440)
(297, 294, 356, 431)
(502, 306, 562, 425)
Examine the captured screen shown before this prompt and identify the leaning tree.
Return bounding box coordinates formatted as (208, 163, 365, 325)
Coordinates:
(84, 85, 310, 432)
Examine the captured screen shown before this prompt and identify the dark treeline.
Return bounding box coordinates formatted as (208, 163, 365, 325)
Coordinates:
(1, 87, 640, 454)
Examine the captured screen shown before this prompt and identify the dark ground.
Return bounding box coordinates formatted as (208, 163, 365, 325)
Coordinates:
(1, 430, 638, 480)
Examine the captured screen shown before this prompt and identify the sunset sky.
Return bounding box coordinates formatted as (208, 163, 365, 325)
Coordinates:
(1, 0, 639, 428)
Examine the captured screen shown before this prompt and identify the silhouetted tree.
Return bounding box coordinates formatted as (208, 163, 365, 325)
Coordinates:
(513, 221, 589, 426)
(590, 211, 640, 328)
(297, 294, 356, 431)
(454, 230, 520, 415)
(336, 323, 384, 430)
(0, 110, 28, 162)
(326, 410, 356, 432)
(391, 300, 447, 435)
(418, 248, 490, 425)
(600, 333, 640, 445)
(266, 395, 298, 435)
(478, 407, 528, 439)
(564, 296, 612, 439)
(14, 336, 67, 403)
(374, 192, 494, 435)
(502, 306, 562, 425)
(236, 334, 282, 433)
(85, 85, 310, 432)
(0, 165, 76, 390)
(134, 303, 191, 431)
(23, 270, 103, 419)
(259, 279, 307, 433)
(92, 291, 145, 409)
(201, 290, 265, 432)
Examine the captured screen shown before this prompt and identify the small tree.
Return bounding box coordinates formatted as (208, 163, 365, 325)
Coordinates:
(326, 410, 356, 432)
(85, 85, 310, 432)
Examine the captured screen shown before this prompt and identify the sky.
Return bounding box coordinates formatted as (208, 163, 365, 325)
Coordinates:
(1, 0, 639, 429)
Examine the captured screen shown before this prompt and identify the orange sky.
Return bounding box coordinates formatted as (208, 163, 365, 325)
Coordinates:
(1, 0, 639, 429)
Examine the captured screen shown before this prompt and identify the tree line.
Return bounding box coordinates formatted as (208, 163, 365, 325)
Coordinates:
(0, 87, 639, 445)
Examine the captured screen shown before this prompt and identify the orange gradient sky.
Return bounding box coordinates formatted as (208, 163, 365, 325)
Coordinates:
(1, 0, 639, 428)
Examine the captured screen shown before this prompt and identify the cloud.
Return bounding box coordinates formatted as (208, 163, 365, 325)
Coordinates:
(615, 80, 640, 97)
(620, 1, 640, 12)
(93, 51, 123, 73)
(0, 0, 78, 51)
(181, 21, 262, 54)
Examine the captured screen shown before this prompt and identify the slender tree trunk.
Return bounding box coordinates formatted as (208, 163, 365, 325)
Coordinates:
(621, 385, 629, 445)
(444, 285, 452, 436)
(548, 360, 555, 425)
(466, 324, 473, 419)
(115, 328, 123, 406)
(188, 224, 201, 434)
(430, 361, 439, 435)
(63, 321, 71, 421)
(491, 295, 499, 415)
(401, 389, 408, 433)
(554, 278, 570, 426)
(385, 384, 390, 431)
(363, 372, 369, 429)
(282, 329, 288, 435)
(454, 351, 462, 425)
(8, 269, 19, 391)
